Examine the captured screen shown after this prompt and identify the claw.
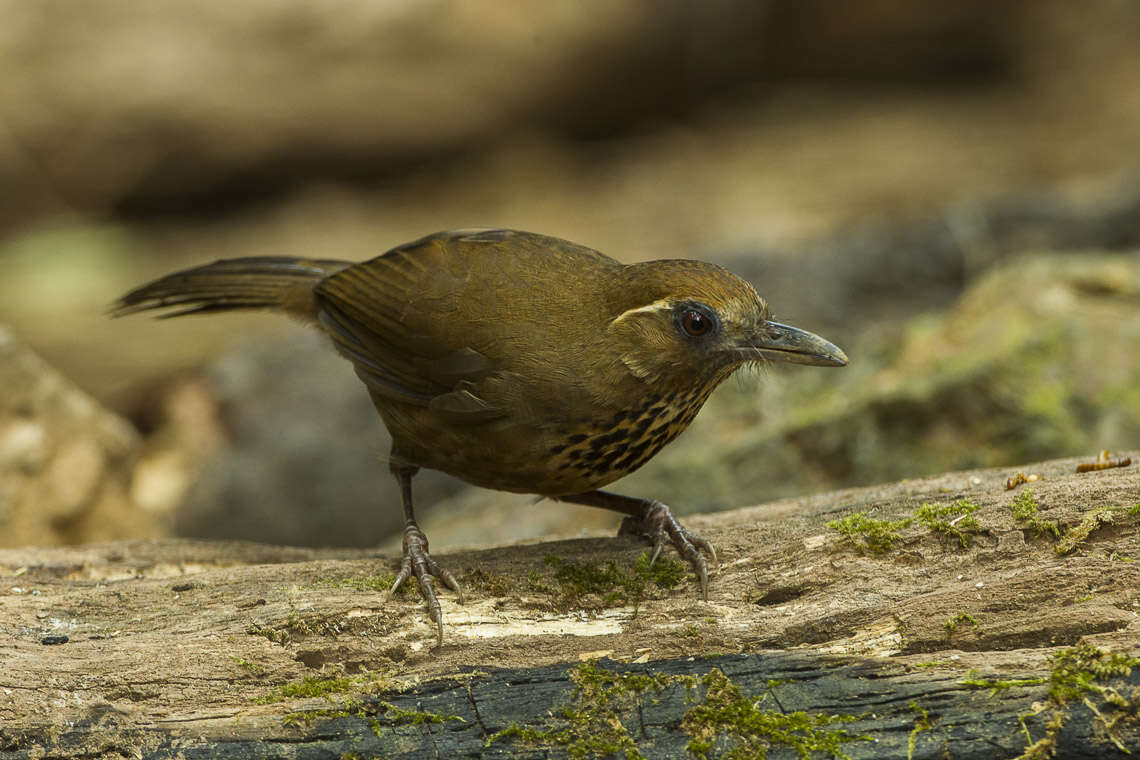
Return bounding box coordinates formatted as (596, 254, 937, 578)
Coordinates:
(389, 521, 464, 648)
(620, 501, 716, 601)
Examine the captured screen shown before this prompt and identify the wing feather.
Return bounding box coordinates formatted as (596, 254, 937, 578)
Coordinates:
(314, 233, 504, 422)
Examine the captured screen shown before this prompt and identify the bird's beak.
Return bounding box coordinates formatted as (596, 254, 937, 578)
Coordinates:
(742, 321, 848, 367)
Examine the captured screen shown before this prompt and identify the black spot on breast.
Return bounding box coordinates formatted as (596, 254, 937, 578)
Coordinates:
(582, 448, 605, 463)
(568, 433, 588, 444)
(549, 443, 568, 454)
(614, 440, 653, 471)
(589, 430, 625, 450)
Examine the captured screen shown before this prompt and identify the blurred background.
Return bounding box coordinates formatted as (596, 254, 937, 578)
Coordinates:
(1, 0, 1138, 551)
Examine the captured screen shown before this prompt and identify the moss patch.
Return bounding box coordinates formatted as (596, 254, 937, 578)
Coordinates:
(1009, 490, 1060, 538)
(1054, 508, 1116, 555)
(684, 669, 869, 760)
(457, 568, 514, 596)
(229, 656, 268, 677)
(1046, 642, 1140, 705)
(254, 675, 362, 704)
(943, 612, 980, 634)
(958, 675, 1046, 696)
(488, 660, 678, 759)
(826, 511, 912, 556)
(489, 661, 868, 760)
(254, 673, 463, 732)
(915, 499, 983, 548)
(907, 701, 932, 760)
(534, 551, 686, 611)
(1017, 643, 1140, 758)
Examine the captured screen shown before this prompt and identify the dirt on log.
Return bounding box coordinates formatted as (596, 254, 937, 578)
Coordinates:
(1, 454, 1138, 758)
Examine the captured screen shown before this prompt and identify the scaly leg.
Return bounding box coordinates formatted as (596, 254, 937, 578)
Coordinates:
(389, 465, 465, 646)
(557, 490, 717, 600)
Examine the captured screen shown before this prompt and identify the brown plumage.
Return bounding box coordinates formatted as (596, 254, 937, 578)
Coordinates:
(114, 229, 847, 645)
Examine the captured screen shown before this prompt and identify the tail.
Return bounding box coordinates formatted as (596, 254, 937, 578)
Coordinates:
(111, 257, 352, 322)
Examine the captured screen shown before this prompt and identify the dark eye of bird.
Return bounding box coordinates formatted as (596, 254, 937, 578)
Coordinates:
(680, 308, 714, 337)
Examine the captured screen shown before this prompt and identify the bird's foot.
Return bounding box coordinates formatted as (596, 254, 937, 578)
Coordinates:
(618, 500, 717, 600)
(390, 521, 465, 647)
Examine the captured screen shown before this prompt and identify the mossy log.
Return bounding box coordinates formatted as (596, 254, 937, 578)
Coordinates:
(2, 454, 1138, 758)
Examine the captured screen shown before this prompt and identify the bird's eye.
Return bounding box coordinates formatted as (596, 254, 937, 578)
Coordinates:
(681, 309, 713, 337)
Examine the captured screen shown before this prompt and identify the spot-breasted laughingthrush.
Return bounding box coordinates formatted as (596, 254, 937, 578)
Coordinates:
(114, 229, 847, 645)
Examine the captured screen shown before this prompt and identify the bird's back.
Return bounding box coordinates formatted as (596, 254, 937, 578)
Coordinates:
(311, 229, 673, 493)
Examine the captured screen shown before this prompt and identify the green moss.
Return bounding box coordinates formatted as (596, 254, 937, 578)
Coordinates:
(1128, 504, 1140, 517)
(915, 499, 983, 549)
(958, 676, 1046, 696)
(907, 701, 932, 760)
(1014, 643, 1140, 758)
(911, 661, 953, 669)
(246, 623, 290, 646)
(1046, 642, 1140, 705)
(943, 612, 979, 633)
(372, 702, 464, 727)
(282, 697, 462, 731)
(487, 660, 679, 759)
(683, 669, 869, 760)
(489, 661, 867, 760)
(254, 675, 360, 704)
(1016, 712, 1067, 760)
(537, 551, 686, 611)
(1008, 490, 1060, 539)
(229, 656, 267, 677)
(1055, 508, 1115, 555)
(457, 568, 513, 596)
(260, 673, 462, 733)
(826, 511, 912, 556)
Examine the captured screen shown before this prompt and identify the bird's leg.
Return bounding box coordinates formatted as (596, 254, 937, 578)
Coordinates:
(388, 465, 465, 647)
(557, 490, 717, 600)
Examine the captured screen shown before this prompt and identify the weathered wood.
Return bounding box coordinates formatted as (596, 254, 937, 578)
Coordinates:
(2, 454, 1138, 758)
(3, 651, 1137, 758)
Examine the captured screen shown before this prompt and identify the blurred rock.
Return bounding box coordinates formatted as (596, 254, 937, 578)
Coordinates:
(170, 331, 468, 548)
(0, 326, 159, 546)
(726, 182, 1140, 338)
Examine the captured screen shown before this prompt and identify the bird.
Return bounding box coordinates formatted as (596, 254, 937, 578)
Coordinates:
(113, 229, 847, 645)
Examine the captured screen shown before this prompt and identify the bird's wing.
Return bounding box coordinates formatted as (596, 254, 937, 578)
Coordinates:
(313, 232, 506, 423)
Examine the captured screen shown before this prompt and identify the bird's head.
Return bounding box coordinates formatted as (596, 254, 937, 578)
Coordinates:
(608, 259, 847, 386)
